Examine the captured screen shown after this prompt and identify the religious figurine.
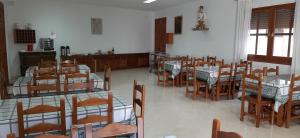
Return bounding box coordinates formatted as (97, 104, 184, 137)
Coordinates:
(194, 6, 209, 31)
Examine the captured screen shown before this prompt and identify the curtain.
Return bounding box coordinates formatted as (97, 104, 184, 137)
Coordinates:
(233, 0, 252, 62)
(291, 0, 300, 74)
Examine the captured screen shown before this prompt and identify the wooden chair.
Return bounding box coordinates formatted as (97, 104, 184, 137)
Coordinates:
(29, 74, 60, 97)
(64, 72, 94, 93)
(39, 59, 57, 70)
(232, 63, 247, 98)
(263, 66, 279, 76)
(250, 68, 266, 77)
(104, 65, 112, 91)
(17, 99, 66, 138)
(285, 74, 300, 128)
(212, 119, 242, 138)
(185, 62, 209, 100)
(194, 57, 205, 64)
(211, 59, 224, 67)
(133, 80, 145, 119)
(207, 56, 217, 62)
(157, 59, 174, 87)
(60, 60, 78, 74)
(240, 60, 252, 74)
(180, 58, 192, 86)
(74, 117, 143, 138)
(240, 73, 274, 128)
(72, 92, 113, 125)
(34, 68, 57, 77)
(133, 80, 145, 138)
(214, 63, 233, 101)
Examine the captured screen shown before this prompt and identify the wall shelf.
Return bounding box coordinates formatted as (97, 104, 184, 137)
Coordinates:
(14, 29, 36, 44)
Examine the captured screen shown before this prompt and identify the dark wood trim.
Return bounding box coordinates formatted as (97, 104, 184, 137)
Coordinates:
(247, 54, 292, 65)
(61, 53, 149, 72)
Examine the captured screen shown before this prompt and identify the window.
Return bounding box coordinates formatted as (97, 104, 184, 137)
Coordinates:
(247, 3, 295, 65)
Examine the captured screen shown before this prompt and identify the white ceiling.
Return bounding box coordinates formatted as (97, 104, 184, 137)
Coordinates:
(61, 0, 197, 11)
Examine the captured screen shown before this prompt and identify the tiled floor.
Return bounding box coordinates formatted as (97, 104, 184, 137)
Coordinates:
(99, 68, 300, 138)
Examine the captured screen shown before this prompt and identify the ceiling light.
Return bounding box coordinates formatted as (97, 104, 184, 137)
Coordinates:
(144, 0, 156, 4)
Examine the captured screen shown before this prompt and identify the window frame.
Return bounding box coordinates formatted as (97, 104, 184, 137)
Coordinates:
(247, 3, 295, 65)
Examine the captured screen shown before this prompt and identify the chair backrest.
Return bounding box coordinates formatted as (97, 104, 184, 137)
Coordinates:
(39, 59, 57, 70)
(250, 68, 266, 77)
(104, 65, 112, 91)
(195, 61, 211, 67)
(212, 59, 224, 66)
(60, 60, 78, 74)
(212, 119, 242, 138)
(72, 92, 113, 125)
(207, 56, 217, 62)
(240, 60, 252, 73)
(77, 117, 144, 138)
(234, 63, 247, 76)
(288, 74, 300, 105)
(133, 80, 146, 119)
(33, 68, 57, 77)
(64, 72, 93, 93)
(194, 57, 205, 64)
(264, 66, 279, 76)
(242, 73, 262, 101)
(218, 63, 233, 81)
(29, 74, 60, 97)
(17, 99, 66, 138)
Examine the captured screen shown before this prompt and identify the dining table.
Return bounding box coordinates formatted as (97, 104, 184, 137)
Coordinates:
(243, 74, 300, 126)
(25, 65, 91, 77)
(0, 91, 136, 138)
(164, 60, 181, 79)
(12, 73, 104, 96)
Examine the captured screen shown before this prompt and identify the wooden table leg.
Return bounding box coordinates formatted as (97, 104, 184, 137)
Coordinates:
(277, 105, 284, 127)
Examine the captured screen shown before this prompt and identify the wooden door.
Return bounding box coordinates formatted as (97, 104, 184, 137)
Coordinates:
(0, 2, 8, 99)
(155, 17, 166, 52)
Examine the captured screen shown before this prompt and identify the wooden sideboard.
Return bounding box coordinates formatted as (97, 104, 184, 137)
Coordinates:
(19, 51, 56, 76)
(61, 53, 149, 72)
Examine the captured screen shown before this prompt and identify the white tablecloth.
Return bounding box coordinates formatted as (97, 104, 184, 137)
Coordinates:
(13, 73, 104, 96)
(0, 91, 135, 137)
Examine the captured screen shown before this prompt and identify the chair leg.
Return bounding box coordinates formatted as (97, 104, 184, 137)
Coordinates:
(256, 104, 261, 128)
(285, 104, 291, 128)
(271, 105, 274, 125)
(277, 106, 284, 127)
(216, 84, 220, 101)
(240, 99, 245, 121)
(205, 85, 209, 98)
(180, 73, 183, 87)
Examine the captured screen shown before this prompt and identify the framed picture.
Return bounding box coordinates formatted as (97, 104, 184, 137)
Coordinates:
(174, 16, 182, 34)
(91, 18, 103, 35)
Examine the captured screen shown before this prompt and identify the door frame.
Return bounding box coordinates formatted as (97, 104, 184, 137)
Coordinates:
(0, 1, 9, 99)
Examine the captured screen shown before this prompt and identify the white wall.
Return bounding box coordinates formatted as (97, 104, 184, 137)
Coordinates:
(3, 0, 154, 82)
(155, 0, 237, 63)
(155, 0, 296, 74)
